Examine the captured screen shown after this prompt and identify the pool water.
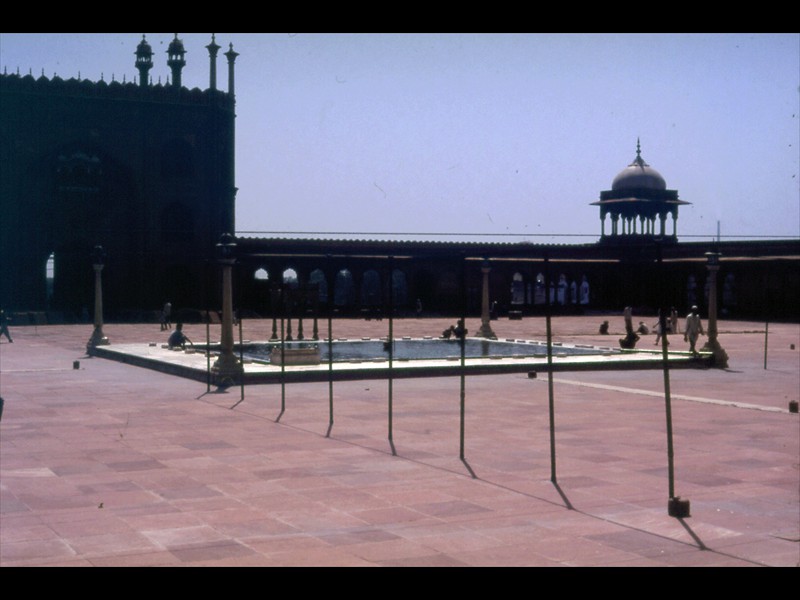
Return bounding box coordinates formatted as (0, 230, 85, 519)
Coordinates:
(244, 338, 618, 364)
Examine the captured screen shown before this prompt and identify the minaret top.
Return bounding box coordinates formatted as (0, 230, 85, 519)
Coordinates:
(167, 34, 187, 62)
(135, 35, 154, 87)
(135, 35, 153, 61)
(167, 34, 187, 88)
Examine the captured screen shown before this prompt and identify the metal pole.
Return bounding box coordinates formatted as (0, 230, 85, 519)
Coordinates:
(280, 288, 286, 416)
(660, 308, 675, 499)
(388, 256, 395, 454)
(327, 303, 333, 437)
(205, 315, 211, 393)
(764, 320, 769, 370)
(205, 260, 211, 393)
(327, 257, 334, 437)
(459, 255, 467, 462)
(659, 245, 690, 518)
(238, 312, 244, 402)
(544, 254, 557, 484)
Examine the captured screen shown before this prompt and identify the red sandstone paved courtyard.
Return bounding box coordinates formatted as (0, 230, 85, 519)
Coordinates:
(1, 315, 798, 566)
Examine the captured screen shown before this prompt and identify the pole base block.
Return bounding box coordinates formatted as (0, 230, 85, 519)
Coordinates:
(668, 496, 691, 518)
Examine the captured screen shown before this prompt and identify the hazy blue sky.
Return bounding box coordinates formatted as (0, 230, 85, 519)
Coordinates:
(2, 33, 798, 243)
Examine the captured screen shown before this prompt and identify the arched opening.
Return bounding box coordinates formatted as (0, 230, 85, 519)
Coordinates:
(283, 268, 299, 289)
(579, 275, 590, 306)
(45, 252, 55, 306)
(555, 274, 567, 306)
(252, 268, 270, 316)
(511, 272, 525, 306)
(360, 269, 381, 307)
(534, 272, 546, 305)
(334, 269, 355, 307)
(309, 269, 328, 303)
(391, 269, 408, 307)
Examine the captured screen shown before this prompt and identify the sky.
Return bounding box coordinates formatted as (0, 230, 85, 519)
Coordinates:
(2, 33, 798, 243)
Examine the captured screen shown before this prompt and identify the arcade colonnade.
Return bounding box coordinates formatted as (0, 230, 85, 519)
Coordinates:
(236, 255, 594, 318)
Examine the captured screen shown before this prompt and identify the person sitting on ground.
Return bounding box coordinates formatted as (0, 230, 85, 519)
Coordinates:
(168, 322, 192, 350)
(637, 321, 650, 335)
(442, 326, 455, 339)
(619, 307, 640, 349)
(599, 320, 609, 335)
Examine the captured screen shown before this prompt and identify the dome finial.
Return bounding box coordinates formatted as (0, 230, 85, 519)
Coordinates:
(633, 138, 647, 167)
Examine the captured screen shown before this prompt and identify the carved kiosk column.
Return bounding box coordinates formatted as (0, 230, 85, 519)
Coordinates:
(86, 245, 109, 352)
(701, 252, 729, 368)
(477, 260, 497, 339)
(212, 234, 243, 380)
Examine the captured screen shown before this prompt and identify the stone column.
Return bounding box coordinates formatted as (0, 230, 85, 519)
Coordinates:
(701, 252, 729, 368)
(477, 260, 496, 339)
(86, 246, 109, 352)
(212, 235, 242, 379)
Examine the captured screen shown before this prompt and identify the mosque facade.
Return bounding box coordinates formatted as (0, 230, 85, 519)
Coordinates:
(1, 35, 238, 319)
(1, 36, 797, 324)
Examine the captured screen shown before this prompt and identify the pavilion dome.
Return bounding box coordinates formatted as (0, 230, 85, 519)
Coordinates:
(167, 35, 186, 56)
(611, 141, 667, 191)
(136, 35, 153, 58)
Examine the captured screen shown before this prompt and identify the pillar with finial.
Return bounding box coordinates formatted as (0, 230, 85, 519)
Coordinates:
(135, 35, 153, 88)
(224, 43, 239, 97)
(206, 34, 221, 90)
(167, 34, 186, 88)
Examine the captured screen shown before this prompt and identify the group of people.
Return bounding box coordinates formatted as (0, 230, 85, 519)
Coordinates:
(650, 306, 705, 353)
(441, 319, 468, 340)
(158, 301, 193, 350)
(606, 306, 706, 354)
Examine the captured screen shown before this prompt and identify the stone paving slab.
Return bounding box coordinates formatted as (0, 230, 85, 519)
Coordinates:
(0, 316, 798, 566)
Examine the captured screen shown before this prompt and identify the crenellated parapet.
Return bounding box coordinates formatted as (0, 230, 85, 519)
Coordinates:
(0, 69, 235, 109)
(1, 34, 237, 109)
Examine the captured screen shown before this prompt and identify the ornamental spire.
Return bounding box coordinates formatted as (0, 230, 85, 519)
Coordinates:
(207, 34, 221, 90)
(632, 138, 648, 167)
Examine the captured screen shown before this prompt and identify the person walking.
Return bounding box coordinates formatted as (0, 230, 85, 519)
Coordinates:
(160, 302, 172, 331)
(0, 309, 13, 343)
(670, 307, 680, 334)
(684, 305, 705, 354)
